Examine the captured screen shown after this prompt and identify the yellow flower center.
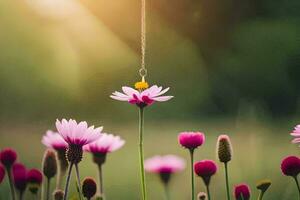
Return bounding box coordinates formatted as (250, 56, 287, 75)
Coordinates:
(135, 79, 149, 90)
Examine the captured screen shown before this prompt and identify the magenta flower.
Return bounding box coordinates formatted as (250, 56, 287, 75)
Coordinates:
(234, 184, 251, 200)
(27, 169, 43, 195)
(0, 165, 5, 184)
(27, 169, 43, 185)
(0, 148, 17, 168)
(56, 119, 102, 146)
(194, 160, 217, 186)
(281, 156, 300, 177)
(194, 160, 217, 200)
(42, 130, 68, 150)
(12, 163, 27, 194)
(110, 85, 173, 107)
(291, 125, 300, 145)
(178, 132, 205, 150)
(83, 133, 125, 155)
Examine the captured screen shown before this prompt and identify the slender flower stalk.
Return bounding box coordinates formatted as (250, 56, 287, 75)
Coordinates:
(145, 155, 185, 200)
(63, 163, 73, 200)
(98, 164, 104, 199)
(178, 131, 205, 200)
(75, 164, 83, 200)
(139, 107, 147, 200)
(224, 163, 230, 200)
(205, 185, 211, 200)
(7, 167, 17, 200)
(0, 148, 17, 200)
(295, 177, 300, 198)
(190, 149, 195, 200)
(217, 135, 233, 200)
(163, 183, 170, 200)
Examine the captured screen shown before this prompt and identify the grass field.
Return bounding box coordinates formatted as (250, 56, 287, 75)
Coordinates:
(0, 118, 299, 199)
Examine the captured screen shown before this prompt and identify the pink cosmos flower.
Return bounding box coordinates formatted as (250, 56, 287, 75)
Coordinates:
(291, 125, 300, 144)
(55, 119, 102, 146)
(83, 133, 125, 154)
(42, 130, 68, 150)
(178, 132, 205, 150)
(110, 85, 173, 107)
(145, 155, 186, 184)
(234, 184, 251, 200)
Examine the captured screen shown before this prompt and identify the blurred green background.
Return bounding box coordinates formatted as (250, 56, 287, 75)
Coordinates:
(0, 0, 300, 199)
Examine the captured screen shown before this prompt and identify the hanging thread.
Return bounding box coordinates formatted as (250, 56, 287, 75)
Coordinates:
(139, 0, 147, 79)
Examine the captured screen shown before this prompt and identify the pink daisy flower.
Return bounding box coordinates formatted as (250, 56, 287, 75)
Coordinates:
(110, 85, 173, 107)
(55, 119, 102, 146)
(42, 130, 68, 150)
(291, 125, 300, 144)
(145, 155, 185, 184)
(83, 133, 125, 154)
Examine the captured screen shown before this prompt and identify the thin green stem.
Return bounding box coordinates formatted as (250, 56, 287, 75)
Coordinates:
(189, 149, 195, 200)
(63, 163, 74, 200)
(241, 194, 245, 200)
(98, 164, 104, 199)
(164, 183, 170, 200)
(18, 191, 24, 200)
(33, 193, 38, 200)
(224, 163, 231, 200)
(46, 178, 50, 200)
(139, 107, 147, 200)
(6, 167, 16, 200)
(258, 191, 264, 200)
(56, 168, 63, 190)
(294, 176, 300, 200)
(206, 185, 211, 200)
(75, 164, 83, 200)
